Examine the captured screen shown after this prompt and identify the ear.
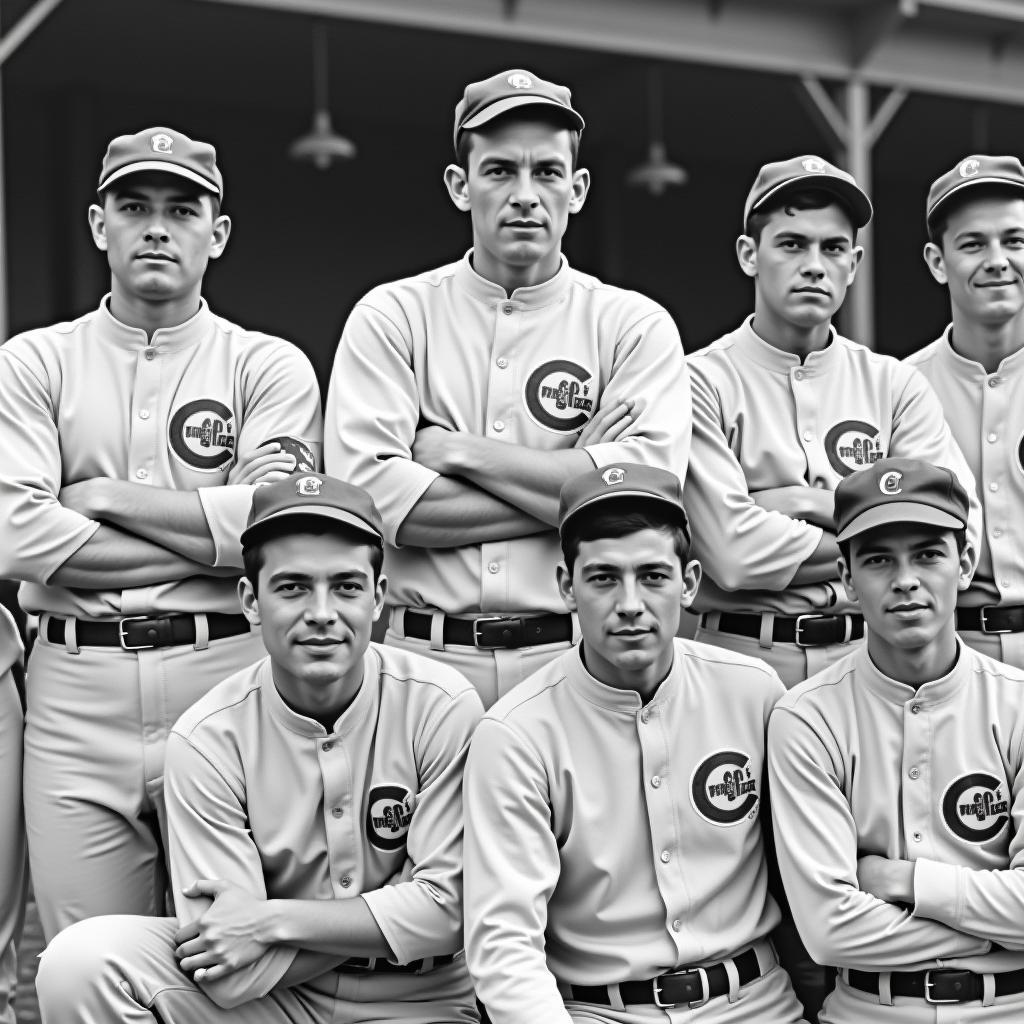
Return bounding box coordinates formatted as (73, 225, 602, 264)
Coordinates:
(238, 576, 260, 626)
(568, 167, 591, 215)
(556, 563, 577, 612)
(837, 555, 857, 602)
(444, 163, 471, 212)
(736, 234, 758, 279)
(845, 245, 865, 285)
(88, 204, 108, 252)
(957, 543, 976, 591)
(372, 574, 389, 622)
(922, 241, 948, 285)
(679, 558, 703, 611)
(207, 213, 232, 262)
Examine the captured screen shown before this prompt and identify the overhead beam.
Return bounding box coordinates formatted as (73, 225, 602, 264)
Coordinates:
(0, 0, 64, 67)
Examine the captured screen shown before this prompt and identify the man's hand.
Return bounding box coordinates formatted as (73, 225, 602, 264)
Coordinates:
(575, 399, 643, 447)
(227, 442, 297, 486)
(750, 485, 835, 530)
(174, 879, 274, 981)
(58, 478, 109, 519)
(857, 855, 915, 905)
(412, 426, 467, 476)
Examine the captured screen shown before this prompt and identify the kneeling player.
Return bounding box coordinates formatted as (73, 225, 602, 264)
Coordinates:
(769, 458, 1024, 1022)
(464, 463, 806, 1023)
(35, 473, 483, 1024)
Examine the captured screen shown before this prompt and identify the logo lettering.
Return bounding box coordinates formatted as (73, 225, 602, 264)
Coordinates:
(942, 772, 1009, 844)
(879, 470, 903, 495)
(507, 73, 533, 89)
(151, 132, 174, 154)
(690, 750, 760, 827)
(602, 467, 626, 486)
(168, 399, 235, 472)
(366, 784, 415, 852)
(524, 359, 596, 433)
(824, 420, 886, 476)
(959, 158, 981, 178)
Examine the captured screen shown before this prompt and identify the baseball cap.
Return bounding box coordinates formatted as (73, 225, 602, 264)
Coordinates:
(558, 464, 689, 543)
(834, 458, 969, 543)
(926, 154, 1024, 229)
(453, 69, 585, 150)
(97, 126, 223, 198)
(743, 155, 873, 230)
(240, 473, 384, 549)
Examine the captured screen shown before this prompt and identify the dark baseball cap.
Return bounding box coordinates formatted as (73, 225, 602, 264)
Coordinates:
(241, 473, 384, 548)
(453, 69, 585, 150)
(926, 154, 1024, 229)
(743, 154, 872, 230)
(834, 458, 969, 543)
(558, 464, 689, 542)
(97, 126, 223, 198)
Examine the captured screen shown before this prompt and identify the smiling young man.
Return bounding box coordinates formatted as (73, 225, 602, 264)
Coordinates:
(0, 126, 322, 942)
(768, 457, 1024, 1022)
(463, 463, 806, 1024)
(906, 156, 1024, 668)
(326, 69, 689, 709)
(35, 472, 483, 1024)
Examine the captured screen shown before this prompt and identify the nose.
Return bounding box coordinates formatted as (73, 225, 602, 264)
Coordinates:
(891, 558, 920, 594)
(801, 244, 826, 279)
(305, 585, 338, 625)
(143, 217, 170, 243)
(510, 168, 539, 209)
(616, 576, 645, 618)
(983, 241, 1010, 271)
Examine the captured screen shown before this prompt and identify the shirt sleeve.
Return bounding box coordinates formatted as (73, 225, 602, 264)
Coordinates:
(463, 718, 574, 1024)
(164, 731, 299, 1009)
(361, 688, 483, 964)
(197, 341, 323, 568)
(767, 706, 991, 969)
(682, 362, 822, 591)
(324, 301, 439, 547)
(0, 348, 99, 583)
(579, 310, 692, 480)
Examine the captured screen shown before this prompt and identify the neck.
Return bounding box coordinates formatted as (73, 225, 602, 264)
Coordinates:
(581, 645, 672, 704)
(108, 285, 203, 340)
(867, 632, 958, 689)
(471, 248, 561, 295)
(948, 309, 1024, 374)
(273, 665, 364, 726)
(750, 307, 832, 360)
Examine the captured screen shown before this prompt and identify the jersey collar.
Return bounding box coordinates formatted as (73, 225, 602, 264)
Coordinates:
(565, 641, 680, 714)
(734, 314, 844, 374)
(855, 638, 969, 708)
(455, 249, 572, 310)
(938, 323, 1024, 379)
(97, 294, 214, 352)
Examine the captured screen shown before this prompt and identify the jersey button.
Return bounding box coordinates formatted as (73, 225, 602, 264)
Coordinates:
(502, 304, 514, 315)
(651, 775, 661, 788)
(135, 468, 149, 480)
(340, 876, 352, 888)
(488, 562, 500, 574)
(144, 349, 156, 360)
(493, 419, 506, 432)
(802, 430, 813, 442)
(910, 703, 921, 715)
(990, 482, 999, 492)
(496, 357, 509, 369)
(321, 741, 333, 752)
(794, 370, 804, 381)
(671, 919, 681, 932)
(660, 850, 671, 863)
(331, 807, 343, 818)
(912, 831, 923, 843)
(988, 433, 998, 443)
(139, 409, 150, 420)
(908, 767, 921, 780)
(989, 377, 1001, 387)
(993, 528, 1003, 539)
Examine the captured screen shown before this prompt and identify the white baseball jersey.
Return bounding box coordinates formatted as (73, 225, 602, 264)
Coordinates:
(0, 297, 323, 617)
(164, 643, 483, 1008)
(325, 252, 690, 616)
(768, 642, 1024, 975)
(685, 316, 981, 615)
(463, 639, 787, 1024)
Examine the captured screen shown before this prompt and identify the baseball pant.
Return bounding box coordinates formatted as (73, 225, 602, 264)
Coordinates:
(24, 622, 265, 940)
(958, 630, 1024, 672)
(820, 974, 1024, 1022)
(0, 670, 24, 1024)
(37, 915, 479, 1024)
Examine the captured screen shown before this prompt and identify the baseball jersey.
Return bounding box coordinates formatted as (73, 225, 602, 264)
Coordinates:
(463, 638, 784, 1024)
(0, 297, 322, 618)
(325, 252, 689, 616)
(684, 316, 981, 615)
(906, 328, 1024, 610)
(164, 642, 483, 1008)
(768, 642, 1024, 974)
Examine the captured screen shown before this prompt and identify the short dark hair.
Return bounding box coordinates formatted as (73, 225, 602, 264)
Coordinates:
(927, 183, 1024, 247)
(560, 501, 690, 577)
(242, 517, 384, 597)
(839, 526, 967, 570)
(456, 110, 581, 172)
(746, 188, 857, 245)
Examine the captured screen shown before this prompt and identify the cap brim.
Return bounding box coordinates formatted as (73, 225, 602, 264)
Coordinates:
(460, 95, 585, 135)
(836, 502, 965, 543)
(559, 489, 689, 538)
(927, 176, 1024, 225)
(240, 505, 382, 548)
(748, 174, 873, 229)
(98, 161, 221, 196)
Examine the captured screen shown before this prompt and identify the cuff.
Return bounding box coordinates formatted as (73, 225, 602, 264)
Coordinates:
(376, 464, 440, 549)
(912, 858, 960, 925)
(360, 887, 453, 966)
(197, 485, 253, 568)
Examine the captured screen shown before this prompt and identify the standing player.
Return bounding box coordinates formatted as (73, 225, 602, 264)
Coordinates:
(684, 154, 980, 687)
(769, 458, 1024, 1022)
(326, 69, 689, 709)
(35, 473, 483, 1024)
(908, 155, 1024, 667)
(464, 463, 806, 1023)
(0, 126, 322, 940)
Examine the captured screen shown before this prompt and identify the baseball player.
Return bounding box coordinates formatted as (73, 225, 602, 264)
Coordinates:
(35, 472, 484, 1023)
(464, 463, 806, 1023)
(768, 457, 1024, 1022)
(683, 155, 981, 688)
(326, 69, 690, 709)
(907, 155, 1024, 668)
(0, 126, 323, 940)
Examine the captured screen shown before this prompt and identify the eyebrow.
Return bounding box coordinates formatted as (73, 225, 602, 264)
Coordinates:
(856, 533, 948, 556)
(113, 188, 204, 204)
(267, 569, 370, 584)
(581, 560, 676, 572)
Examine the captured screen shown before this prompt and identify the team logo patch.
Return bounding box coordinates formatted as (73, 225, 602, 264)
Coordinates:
(690, 750, 760, 827)
(824, 420, 885, 476)
(942, 772, 1009, 844)
(507, 73, 533, 89)
(295, 475, 322, 496)
(879, 470, 903, 494)
(959, 158, 981, 178)
(366, 784, 415, 852)
(151, 132, 174, 154)
(168, 399, 235, 472)
(524, 359, 596, 433)
(264, 435, 316, 473)
(802, 157, 827, 173)
(602, 467, 626, 485)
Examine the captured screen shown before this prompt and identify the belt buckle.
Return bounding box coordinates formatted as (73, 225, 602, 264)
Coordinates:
(794, 613, 826, 647)
(654, 967, 709, 1009)
(924, 969, 963, 1005)
(473, 615, 522, 649)
(979, 606, 1011, 635)
(118, 616, 156, 651)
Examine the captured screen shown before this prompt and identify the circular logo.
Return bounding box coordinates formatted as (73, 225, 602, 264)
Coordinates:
(524, 359, 596, 433)
(942, 772, 1009, 844)
(802, 157, 827, 173)
(690, 750, 760, 827)
(366, 784, 415, 852)
(879, 470, 903, 495)
(824, 420, 885, 477)
(151, 132, 174, 154)
(507, 73, 533, 89)
(295, 475, 322, 496)
(168, 399, 235, 472)
(602, 467, 626, 485)
(959, 158, 981, 178)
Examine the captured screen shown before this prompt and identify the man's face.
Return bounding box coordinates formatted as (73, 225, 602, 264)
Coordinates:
(445, 116, 589, 286)
(924, 196, 1024, 327)
(739, 202, 862, 332)
(239, 531, 385, 714)
(557, 527, 699, 694)
(89, 172, 229, 307)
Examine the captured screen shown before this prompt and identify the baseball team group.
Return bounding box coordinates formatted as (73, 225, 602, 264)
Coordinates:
(0, 63, 1022, 1024)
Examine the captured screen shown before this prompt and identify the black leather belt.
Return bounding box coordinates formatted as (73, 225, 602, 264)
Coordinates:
(340, 953, 457, 974)
(46, 613, 252, 651)
(567, 947, 762, 1009)
(701, 611, 864, 647)
(957, 604, 1024, 634)
(402, 609, 572, 650)
(848, 967, 1024, 1004)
